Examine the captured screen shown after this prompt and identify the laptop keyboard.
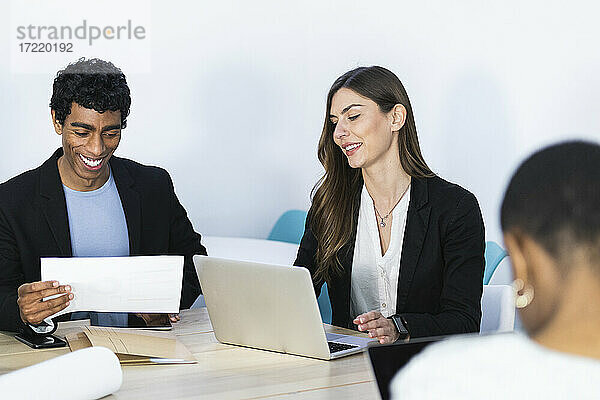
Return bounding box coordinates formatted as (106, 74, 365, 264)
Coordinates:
(328, 341, 359, 354)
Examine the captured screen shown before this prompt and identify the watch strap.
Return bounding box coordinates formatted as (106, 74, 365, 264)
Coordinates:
(390, 314, 410, 340)
(24, 318, 57, 336)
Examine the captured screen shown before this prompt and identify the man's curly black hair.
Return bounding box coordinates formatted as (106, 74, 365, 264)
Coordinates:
(50, 58, 131, 128)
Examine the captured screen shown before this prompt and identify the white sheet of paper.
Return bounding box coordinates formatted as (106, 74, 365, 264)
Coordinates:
(41, 255, 184, 317)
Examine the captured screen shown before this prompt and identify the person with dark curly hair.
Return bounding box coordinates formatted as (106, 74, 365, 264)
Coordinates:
(0, 58, 207, 335)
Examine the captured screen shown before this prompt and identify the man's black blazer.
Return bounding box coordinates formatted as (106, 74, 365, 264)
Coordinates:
(294, 176, 485, 338)
(0, 148, 206, 332)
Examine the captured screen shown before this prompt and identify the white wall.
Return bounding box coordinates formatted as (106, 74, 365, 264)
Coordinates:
(1, 1, 599, 245)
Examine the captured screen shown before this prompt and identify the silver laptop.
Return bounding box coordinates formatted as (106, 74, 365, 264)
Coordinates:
(194, 256, 375, 360)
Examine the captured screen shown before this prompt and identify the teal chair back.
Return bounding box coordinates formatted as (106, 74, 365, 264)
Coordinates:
(318, 283, 333, 324)
(484, 241, 508, 284)
(267, 210, 307, 244)
(267, 210, 333, 323)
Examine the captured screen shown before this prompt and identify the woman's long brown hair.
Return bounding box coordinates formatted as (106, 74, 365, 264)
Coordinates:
(310, 66, 434, 285)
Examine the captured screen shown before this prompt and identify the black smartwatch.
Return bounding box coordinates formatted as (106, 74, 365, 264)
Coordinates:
(23, 318, 57, 337)
(390, 315, 410, 341)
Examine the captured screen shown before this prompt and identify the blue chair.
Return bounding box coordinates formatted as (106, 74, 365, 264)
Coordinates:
(484, 241, 508, 284)
(267, 210, 334, 323)
(318, 283, 333, 324)
(267, 210, 307, 244)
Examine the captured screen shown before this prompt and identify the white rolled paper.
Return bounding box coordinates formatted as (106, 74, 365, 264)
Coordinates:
(0, 346, 122, 400)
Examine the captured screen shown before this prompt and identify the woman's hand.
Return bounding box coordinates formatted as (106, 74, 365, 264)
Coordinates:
(353, 310, 399, 344)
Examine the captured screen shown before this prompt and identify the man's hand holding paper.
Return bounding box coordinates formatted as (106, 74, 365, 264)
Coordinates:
(17, 281, 73, 325)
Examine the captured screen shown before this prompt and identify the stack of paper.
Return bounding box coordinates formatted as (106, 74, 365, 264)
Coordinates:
(66, 326, 197, 365)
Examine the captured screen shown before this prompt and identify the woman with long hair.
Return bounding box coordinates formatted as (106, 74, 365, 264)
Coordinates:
(294, 66, 485, 343)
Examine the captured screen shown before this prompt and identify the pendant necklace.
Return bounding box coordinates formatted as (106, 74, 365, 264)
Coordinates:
(373, 183, 410, 228)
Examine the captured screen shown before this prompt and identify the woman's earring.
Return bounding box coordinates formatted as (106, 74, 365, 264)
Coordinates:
(512, 278, 535, 309)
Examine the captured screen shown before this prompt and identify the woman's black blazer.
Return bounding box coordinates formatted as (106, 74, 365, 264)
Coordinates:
(294, 176, 485, 338)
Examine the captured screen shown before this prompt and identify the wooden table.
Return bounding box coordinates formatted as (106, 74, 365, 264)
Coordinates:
(0, 308, 380, 399)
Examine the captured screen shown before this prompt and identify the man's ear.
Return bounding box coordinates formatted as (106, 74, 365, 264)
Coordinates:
(51, 110, 63, 135)
(503, 231, 528, 283)
(390, 104, 407, 133)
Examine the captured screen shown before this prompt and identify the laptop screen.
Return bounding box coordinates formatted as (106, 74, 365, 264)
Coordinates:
(367, 337, 443, 400)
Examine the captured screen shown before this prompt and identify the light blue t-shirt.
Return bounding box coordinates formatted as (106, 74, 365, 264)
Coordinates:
(63, 169, 130, 327)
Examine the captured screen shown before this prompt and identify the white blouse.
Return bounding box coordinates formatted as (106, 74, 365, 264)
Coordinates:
(350, 184, 411, 320)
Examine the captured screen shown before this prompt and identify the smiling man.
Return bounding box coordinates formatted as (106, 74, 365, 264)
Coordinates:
(0, 58, 206, 334)
(56, 104, 122, 190)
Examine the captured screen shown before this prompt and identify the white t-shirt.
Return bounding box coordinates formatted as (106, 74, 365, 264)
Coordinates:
(391, 333, 600, 400)
(350, 184, 410, 320)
